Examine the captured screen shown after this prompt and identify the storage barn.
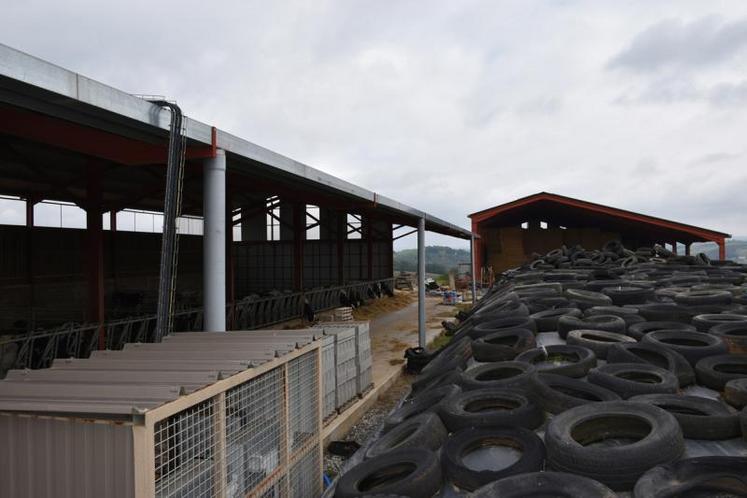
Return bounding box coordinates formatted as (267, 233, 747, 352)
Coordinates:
(470, 192, 730, 276)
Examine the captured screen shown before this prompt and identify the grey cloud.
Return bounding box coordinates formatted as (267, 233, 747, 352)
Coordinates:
(708, 80, 747, 106)
(609, 16, 747, 72)
(692, 152, 741, 165)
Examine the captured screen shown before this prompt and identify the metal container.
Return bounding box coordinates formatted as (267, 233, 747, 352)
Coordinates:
(0, 331, 323, 498)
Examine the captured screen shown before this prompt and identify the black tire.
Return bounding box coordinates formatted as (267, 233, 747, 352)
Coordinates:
(633, 456, 747, 498)
(710, 321, 747, 354)
(545, 401, 684, 491)
(532, 372, 621, 414)
(585, 305, 646, 327)
(419, 337, 472, 376)
(629, 394, 741, 440)
(587, 363, 679, 399)
(607, 342, 695, 387)
(471, 471, 616, 498)
(674, 289, 733, 306)
(566, 329, 636, 359)
(635, 304, 693, 323)
(725, 378, 747, 409)
(602, 286, 655, 305)
(557, 314, 626, 340)
(442, 427, 545, 492)
(643, 330, 729, 366)
(409, 368, 461, 398)
(692, 313, 747, 332)
(333, 448, 442, 498)
(565, 288, 613, 309)
(472, 303, 530, 325)
(437, 388, 544, 432)
(458, 361, 537, 392)
(515, 345, 597, 378)
(383, 384, 460, 432)
(469, 316, 537, 339)
(366, 412, 447, 459)
(626, 321, 696, 341)
(695, 354, 747, 391)
(530, 308, 583, 332)
(471, 328, 536, 362)
(742, 408, 747, 441)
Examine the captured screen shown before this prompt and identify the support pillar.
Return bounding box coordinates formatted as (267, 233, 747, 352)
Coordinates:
(25, 196, 36, 329)
(86, 165, 105, 348)
(204, 149, 226, 331)
(685, 244, 691, 256)
(717, 239, 726, 261)
(365, 216, 373, 281)
(671, 242, 678, 255)
(293, 203, 304, 290)
(226, 190, 235, 327)
(240, 201, 267, 241)
(470, 234, 477, 304)
(337, 212, 346, 284)
(417, 217, 426, 348)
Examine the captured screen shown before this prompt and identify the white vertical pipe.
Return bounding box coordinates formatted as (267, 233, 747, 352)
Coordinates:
(418, 217, 426, 348)
(204, 149, 226, 331)
(470, 234, 478, 304)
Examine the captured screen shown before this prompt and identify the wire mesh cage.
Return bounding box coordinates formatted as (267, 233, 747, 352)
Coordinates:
(0, 334, 323, 498)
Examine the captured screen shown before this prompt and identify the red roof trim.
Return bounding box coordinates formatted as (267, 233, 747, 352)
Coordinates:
(469, 192, 730, 242)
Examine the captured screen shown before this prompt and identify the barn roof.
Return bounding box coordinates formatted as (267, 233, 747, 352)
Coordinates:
(469, 192, 729, 244)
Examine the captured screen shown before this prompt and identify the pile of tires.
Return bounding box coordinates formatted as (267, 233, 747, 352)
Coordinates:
(331, 242, 747, 497)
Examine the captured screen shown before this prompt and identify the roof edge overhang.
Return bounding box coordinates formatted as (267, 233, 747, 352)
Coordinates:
(469, 192, 730, 242)
(0, 44, 475, 240)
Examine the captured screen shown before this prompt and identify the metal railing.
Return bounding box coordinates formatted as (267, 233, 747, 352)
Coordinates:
(0, 278, 394, 377)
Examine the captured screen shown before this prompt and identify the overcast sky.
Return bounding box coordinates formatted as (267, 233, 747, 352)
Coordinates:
(3, 0, 747, 249)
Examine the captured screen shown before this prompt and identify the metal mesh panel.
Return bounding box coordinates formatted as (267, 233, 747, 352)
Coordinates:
(287, 352, 319, 451)
(225, 367, 284, 497)
(289, 447, 322, 498)
(155, 398, 217, 498)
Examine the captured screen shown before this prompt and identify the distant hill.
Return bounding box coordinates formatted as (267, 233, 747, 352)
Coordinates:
(394, 246, 471, 274)
(691, 239, 747, 262)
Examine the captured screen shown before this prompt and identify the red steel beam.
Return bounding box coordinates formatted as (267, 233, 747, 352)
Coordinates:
(0, 105, 213, 165)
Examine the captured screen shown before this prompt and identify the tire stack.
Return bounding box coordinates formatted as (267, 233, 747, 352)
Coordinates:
(330, 242, 747, 497)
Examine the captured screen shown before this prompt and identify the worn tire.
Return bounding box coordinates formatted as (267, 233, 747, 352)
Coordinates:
(471, 328, 536, 362)
(725, 378, 747, 408)
(629, 394, 741, 440)
(333, 448, 442, 498)
(602, 286, 655, 305)
(437, 388, 544, 432)
(557, 314, 626, 340)
(742, 408, 747, 441)
(469, 316, 537, 339)
(643, 330, 729, 366)
(635, 304, 693, 323)
(366, 412, 448, 459)
(383, 384, 460, 432)
(566, 329, 636, 359)
(692, 313, 747, 332)
(633, 456, 747, 498)
(530, 307, 583, 332)
(695, 354, 747, 391)
(626, 321, 696, 341)
(587, 363, 679, 399)
(515, 345, 597, 378)
(442, 427, 545, 492)
(710, 322, 747, 354)
(532, 372, 621, 414)
(606, 342, 695, 387)
(458, 361, 537, 393)
(545, 401, 684, 490)
(674, 289, 733, 306)
(471, 471, 616, 498)
(565, 288, 613, 309)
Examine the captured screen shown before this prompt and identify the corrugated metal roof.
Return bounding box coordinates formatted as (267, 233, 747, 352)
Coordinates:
(0, 330, 324, 417)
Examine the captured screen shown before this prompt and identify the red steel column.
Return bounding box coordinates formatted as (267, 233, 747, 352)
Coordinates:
(717, 239, 726, 260)
(86, 164, 105, 349)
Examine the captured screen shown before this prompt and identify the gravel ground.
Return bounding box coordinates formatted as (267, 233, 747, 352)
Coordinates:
(324, 374, 413, 478)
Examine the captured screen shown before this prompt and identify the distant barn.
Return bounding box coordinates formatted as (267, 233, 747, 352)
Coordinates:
(469, 192, 730, 275)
